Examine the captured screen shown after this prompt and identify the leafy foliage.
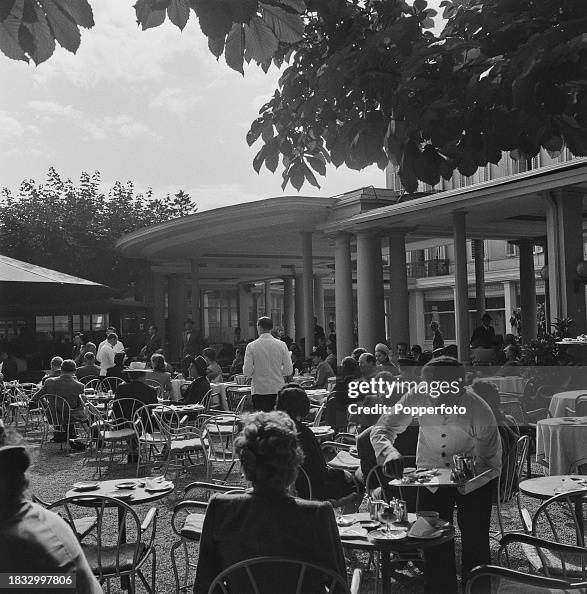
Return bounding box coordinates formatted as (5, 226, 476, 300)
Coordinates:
(2, 0, 586, 191)
(0, 168, 197, 290)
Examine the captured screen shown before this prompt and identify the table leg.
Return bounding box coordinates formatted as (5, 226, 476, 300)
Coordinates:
(380, 551, 392, 594)
(575, 500, 585, 544)
(118, 506, 130, 591)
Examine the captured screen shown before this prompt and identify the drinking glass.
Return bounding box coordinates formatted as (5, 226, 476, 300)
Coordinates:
(378, 504, 397, 537)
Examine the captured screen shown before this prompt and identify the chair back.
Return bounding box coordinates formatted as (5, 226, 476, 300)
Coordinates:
(499, 435, 529, 504)
(133, 404, 168, 445)
(18, 383, 38, 398)
(100, 377, 125, 392)
(207, 556, 351, 594)
(294, 466, 313, 500)
(575, 394, 587, 417)
(109, 398, 145, 427)
(533, 489, 587, 548)
(200, 389, 214, 413)
(81, 376, 101, 388)
(313, 402, 326, 427)
(47, 495, 156, 581)
(202, 415, 240, 464)
(233, 394, 250, 416)
(499, 397, 525, 426)
(42, 394, 72, 429)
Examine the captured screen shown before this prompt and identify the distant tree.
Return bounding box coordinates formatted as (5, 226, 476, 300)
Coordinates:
(0, 167, 197, 290)
(1, 0, 586, 192)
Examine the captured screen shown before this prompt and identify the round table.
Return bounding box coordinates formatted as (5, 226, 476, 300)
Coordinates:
(535, 417, 587, 475)
(66, 477, 174, 590)
(549, 390, 587, 418)
(519, 475, 587, 540)
(340, 512, 454, 594)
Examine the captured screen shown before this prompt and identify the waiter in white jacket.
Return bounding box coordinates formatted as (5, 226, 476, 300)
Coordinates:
(243, 317, 293, 411)
(370, 356, 501, 593)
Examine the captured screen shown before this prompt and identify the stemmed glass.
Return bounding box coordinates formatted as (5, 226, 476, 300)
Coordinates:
(378, 504, 398, 538)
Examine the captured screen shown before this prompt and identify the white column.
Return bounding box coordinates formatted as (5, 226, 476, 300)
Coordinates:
(356, 231, 385, 351)
(190, 258, 201, 336)
(546, 189, 587, 334)
(294, 273, 303, 344)
(409, 290, 425, 346)
(167, 274, 186, 362)
(519, 239, 537, 342)
(302, 232, 315, 358)
(264, 280, 272, 317)
(283, 277, 295, 339)
(503, 281, 518, 336)
(388, 231, 410, 346)
(152, 272, 166, 345)
(238, 284, 252, 341)
(472, 239, 486, 325)
(334, 233, 354, 359)
(453, 212, 470, 362)
(313, 275, 325, 328)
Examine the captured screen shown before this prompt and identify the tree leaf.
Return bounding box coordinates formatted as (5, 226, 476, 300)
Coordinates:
(307, 155, 326, 176)
(288, 160, 305, 190)
(0, 1, 27, 62)
(191, 0, 232, 39)
(25, 4, 55, 63)
(261, 4, 304, 43)
(303, 161, 320, 188)
(167, 0, 190, 30)
(253, 145, 266, 173)
(265, 142, 279, 172)
(225, 22, 245, 74)
(208, 35, 225, 58)
(51, 0, 94, 28)
(244, 15, 278, 65)
(229, 0, 258, 23)
(276, 0, 305, 12)
(0, 0, 17, 22)
(41, 0, 80, 53)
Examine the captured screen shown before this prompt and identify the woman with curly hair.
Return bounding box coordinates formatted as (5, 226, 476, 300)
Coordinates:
(193, 411, 346, 594)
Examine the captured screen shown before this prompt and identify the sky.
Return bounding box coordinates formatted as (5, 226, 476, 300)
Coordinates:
(0, 1, 394, 212)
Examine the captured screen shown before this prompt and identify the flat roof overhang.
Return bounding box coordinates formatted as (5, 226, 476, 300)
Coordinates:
(320, 158, 587, 241)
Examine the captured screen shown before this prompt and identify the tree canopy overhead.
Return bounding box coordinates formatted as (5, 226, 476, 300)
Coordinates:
(0, 168, 197, 290)
(1, 0, 586, 192)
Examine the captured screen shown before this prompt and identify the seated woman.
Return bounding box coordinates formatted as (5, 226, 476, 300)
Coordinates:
(182, 356, 211, 405)
(193, 411, 346, 594)
(325, 356, 360, 433)
(202, 348, 224, 383)
(276, 385, 356, 502)
(149, 353, 172, 393)
(106, 351, 125, 377)
(289, 343, 306, 375)
(229, 347, 245, 376)
(0, 422, 102, 593)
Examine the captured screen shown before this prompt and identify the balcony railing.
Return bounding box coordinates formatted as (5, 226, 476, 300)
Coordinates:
(406, 259, 451, 278)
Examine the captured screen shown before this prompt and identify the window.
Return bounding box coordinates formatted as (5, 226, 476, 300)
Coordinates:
(533, 245, 544, 255)
(506, 242, 519, 257)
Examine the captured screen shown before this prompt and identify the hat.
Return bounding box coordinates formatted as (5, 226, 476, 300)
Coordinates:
(481, 312, 492, 321)
(192, 355, 208, 375)
(375, 343, 390, 355)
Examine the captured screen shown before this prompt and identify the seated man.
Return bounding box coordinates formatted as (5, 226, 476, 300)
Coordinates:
(310, 348, 335, 390)
(41, 356, 63, 384)
(0, 421, 102, 593)
(193, 411, 346, 594)
(276, 384, 356, 502)
(369, 356, 501, 593)
(76, 352, 100, 380)
(358, 352, 378, 380)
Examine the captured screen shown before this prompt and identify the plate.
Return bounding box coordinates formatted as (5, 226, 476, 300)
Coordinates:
(358, 520, 381, 530)
(312, 426, 332, 434)
(72, 482, 99, 492)
(338, 526, 368, 539)
(115, 481, 137, 489)
(104, 490, 134, 500)
(368, 529, 407, 542)
(144, 481, 174, 492)
(408, 529, 443, 539)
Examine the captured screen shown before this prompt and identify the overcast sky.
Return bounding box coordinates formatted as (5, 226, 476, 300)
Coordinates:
(0, 1, 398, 211)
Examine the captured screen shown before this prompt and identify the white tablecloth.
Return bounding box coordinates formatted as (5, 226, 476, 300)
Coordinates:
(481, 376, 527, 394)
(536, 417, 587, 475)
(549, 390, 587, 418)
(306, 389, 330, 404)
(211, 382, 240, 411)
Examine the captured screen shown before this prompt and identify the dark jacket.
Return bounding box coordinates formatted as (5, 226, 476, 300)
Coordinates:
(76, 364, 101, 380)
(470, 325, 496, 348)
(113, 381, 157, 421)
(144, 334, 162, 360)
(432, 330, 445, 350)
(193, 490, 346, 594)
(34, 375, 84, 411)
(1, 356, 19, 381)
(182, 376, 211, 405)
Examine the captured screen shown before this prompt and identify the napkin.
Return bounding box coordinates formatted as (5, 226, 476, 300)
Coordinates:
(408, 516, 437, 538)
(145, 476, 172, 491)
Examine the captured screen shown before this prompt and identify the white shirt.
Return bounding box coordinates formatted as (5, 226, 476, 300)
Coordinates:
(370, 387, 501, 493)
(98, 343, 116, 377)
(243, 333, 293, 395)
(96, 338, 125, 363)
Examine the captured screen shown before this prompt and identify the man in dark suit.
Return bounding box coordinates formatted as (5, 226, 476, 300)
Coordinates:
(181, 319, 201, 359)
(142, 324, 162, 360)
(470, 312, 497, 348)
(76, 352, 100, 380)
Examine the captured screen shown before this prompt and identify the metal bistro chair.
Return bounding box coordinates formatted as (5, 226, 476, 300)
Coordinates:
(39, 394, 73, 453)
(32, 493, 98, 542)
(170, 481, 246, 593)
(493, 435, 530, 541)
(47, 495, 158, 594)
(201, 415, 241, 483)
(208, 557, 361, 594)
(81, 376, 101, 388)
(99, 376, 126, 393)
(94, 398, 142, 476)
(133, 404, 168, 477)
(566, 393, 587, 417)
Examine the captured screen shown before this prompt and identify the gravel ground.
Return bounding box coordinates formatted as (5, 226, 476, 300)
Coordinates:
(19, 425, 556, 594)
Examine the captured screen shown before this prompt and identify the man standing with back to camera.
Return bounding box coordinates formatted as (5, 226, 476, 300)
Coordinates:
(243, 317, 293, 412)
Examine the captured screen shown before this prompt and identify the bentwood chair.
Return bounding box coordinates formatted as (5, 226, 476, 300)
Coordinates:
(47, 495, 158, 594)
(201, 415, 241, 482)
(99, 376, 125, 392)
(207, 557, 361, 594)
(39, 394, 74, 453)
(170, 482, 246, 593)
